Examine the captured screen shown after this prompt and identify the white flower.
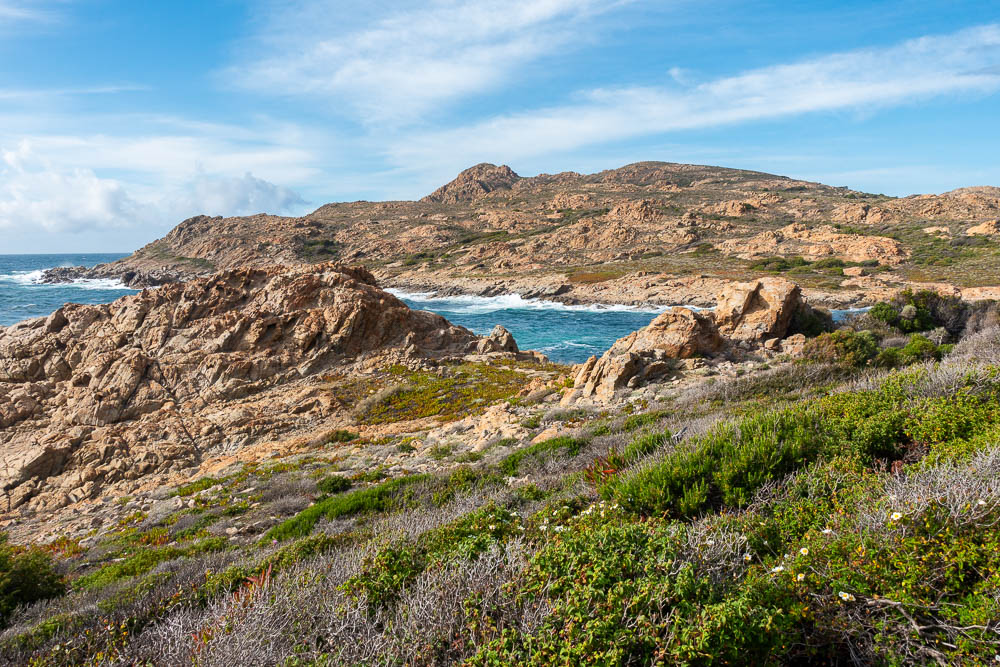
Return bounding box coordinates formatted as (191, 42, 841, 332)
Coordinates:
(890, 512, 903, 522)
(554, 526, 566, 533)
(799, 548, 809, 556)
(743, 553, 752, 562)
(838, 591, 856, 602)
(706, 539, 715, 546)
(771, 566, 785, 573)
(796, 573, 805, 582)
(821, 528, 833, 535)
(979, 500, 988, 506)
(488, 525, 496, 530)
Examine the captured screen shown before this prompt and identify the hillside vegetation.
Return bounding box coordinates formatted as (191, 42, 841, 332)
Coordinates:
(4, 307, 1000, 665)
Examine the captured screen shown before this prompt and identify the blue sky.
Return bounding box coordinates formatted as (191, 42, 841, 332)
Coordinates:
(1, 1, 998, 253)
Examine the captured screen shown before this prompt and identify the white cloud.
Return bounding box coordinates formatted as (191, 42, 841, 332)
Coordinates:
(0, 142, 308, 234)
(229, 0, 630, 123)
(167, 172, 307, 219)
(387, 23, 1000, 170)
(0, 143, 147, 232)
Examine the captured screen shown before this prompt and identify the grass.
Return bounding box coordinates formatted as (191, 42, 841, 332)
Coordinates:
(499, 436, 588, 476)
(264, 475, 431, 541)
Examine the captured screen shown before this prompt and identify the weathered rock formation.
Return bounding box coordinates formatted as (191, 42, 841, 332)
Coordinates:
(717, 223, 908, 265)
(422, 163, 521, 203)
(567, 278, 818, 402)
(568, 308, 723, 402)
(0, 263, 523, 515)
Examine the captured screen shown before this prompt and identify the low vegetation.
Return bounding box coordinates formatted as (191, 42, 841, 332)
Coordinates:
(6, 321, 1000, 664)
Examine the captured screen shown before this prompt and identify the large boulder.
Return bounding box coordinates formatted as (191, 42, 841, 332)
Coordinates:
(714, 277, 805, 344)
(570, 308, 723, 402)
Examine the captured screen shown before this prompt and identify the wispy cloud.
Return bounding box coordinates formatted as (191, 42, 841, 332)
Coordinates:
(0, 85, 150, 100)
(388, 23, 1000, 171)
(0, 0, 59, 26)
(228, 0, 630, 123)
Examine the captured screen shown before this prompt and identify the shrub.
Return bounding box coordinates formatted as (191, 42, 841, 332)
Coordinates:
(0, 535, 65, 627)
(316, 475, 353, 495)
(803, 329, 879, 367)
(326, 429, 359, 443)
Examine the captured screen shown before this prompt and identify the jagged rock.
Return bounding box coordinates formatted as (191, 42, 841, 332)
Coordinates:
(477, 325, 518, 354)
(833, 203, 892, 225)
(714, 277, 804, 344)
(0, 263, 518, 516)
(569, 308, 723, 402)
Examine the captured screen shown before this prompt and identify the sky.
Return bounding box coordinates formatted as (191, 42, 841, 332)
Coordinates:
(0, 1, 999, 253)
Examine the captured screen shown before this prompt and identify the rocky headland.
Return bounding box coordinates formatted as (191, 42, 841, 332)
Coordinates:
(42, 163, 1000, 309)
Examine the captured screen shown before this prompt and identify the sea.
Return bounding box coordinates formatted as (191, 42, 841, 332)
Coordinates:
(0, 254, 136, 327)
(0, 254, 865, 365)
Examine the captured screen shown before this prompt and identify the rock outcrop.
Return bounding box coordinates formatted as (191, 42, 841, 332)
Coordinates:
(714, 277, 805, 344)
(422, 163, 521, 203)
(569, 307, 722, 402)
(0, 263, 521, 515)
(567, 277, 818, 402)
(967, 220, 1000, 236)
(717, 223, 908, 265)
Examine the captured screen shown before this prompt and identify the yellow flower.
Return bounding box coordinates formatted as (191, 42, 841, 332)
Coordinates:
(838, 591, 856, 602)
(796, 573, 805, 581)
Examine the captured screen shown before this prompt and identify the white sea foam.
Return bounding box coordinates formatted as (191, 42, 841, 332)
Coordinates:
(0, 270, 45, 285)
(0, 269, 133, 290)
(386, 288, 676, 314)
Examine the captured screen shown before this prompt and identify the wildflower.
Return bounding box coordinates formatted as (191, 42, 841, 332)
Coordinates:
(743, 553, 752, 562)
(821, 528, 833, 535)
(488, 524, 496, 530)
(771, 566, 785, 574)
(796, 573, 805, 582)
(799, 547, 809, 556)
(979, 500, 988, 506)
(554, 526, 566, 533)
(838, 591, 856, 602)
(706, 539, 715, 546)
(890, 512, 903, 522)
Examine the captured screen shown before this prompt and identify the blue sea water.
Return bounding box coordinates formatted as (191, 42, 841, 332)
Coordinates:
(0, 254, 136, 327)
(389, 290, 670, 364)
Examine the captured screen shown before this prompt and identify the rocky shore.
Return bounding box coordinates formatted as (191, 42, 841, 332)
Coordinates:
(1, 263, 540, 535)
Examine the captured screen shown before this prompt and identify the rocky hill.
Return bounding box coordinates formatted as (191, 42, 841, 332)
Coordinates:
(45, 161, 1000, 308)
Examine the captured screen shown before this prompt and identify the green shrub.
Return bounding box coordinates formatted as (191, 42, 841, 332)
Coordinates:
(326, 429, 359, 443)
(0, 534, 65, 627)
(803, 329, 879, 367)
(316, 475, 352, 495)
